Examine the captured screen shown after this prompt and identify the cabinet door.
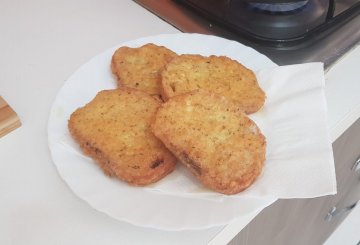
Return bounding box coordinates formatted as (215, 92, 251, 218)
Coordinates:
(229, 118, 360, 245)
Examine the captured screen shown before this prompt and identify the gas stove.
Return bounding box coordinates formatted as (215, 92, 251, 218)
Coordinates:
(135, 0, 360, 69)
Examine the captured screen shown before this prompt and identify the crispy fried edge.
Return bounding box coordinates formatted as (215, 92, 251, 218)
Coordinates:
(68, 88, 177, 186)
(151, 90, 266, 194)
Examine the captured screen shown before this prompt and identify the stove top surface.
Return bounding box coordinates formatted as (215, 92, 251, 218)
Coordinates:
(135, 0, 360, 69)
(176, 0, 331, 43)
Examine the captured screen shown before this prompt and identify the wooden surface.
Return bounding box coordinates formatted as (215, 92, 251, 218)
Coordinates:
(0, 96, 21, 138)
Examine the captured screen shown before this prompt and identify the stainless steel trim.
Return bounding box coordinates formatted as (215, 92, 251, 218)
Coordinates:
(325, 201, 358, 222)
(351, 157, 360, 172)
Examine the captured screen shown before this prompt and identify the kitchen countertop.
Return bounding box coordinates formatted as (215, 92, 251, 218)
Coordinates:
(0, 1, 359, 244)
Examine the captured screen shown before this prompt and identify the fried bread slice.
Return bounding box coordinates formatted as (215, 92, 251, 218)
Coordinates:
(111, 43, 177, 97)
(68, 88, 177, 186)
(152, 90, 266, 194)
(161, 54, 265, 114)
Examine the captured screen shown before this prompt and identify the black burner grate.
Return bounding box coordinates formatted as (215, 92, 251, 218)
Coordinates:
(248, 1, 309, 14)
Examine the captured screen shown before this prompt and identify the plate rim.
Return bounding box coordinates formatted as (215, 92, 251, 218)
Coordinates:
(47, 33, 278, 230)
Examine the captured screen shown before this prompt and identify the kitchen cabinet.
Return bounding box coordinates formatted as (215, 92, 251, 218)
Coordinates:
(229, 118, 360, 245)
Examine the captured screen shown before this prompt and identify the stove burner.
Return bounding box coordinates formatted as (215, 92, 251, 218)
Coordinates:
(226, 0, 329, 40)
(248, 1, 308, 13)
(166, 0, 360, 49)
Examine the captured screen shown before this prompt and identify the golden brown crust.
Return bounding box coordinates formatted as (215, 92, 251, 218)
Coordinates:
(161, 54, 265, 114)
(151, 90, 266, 194)
(68, 88, 177, 186)
(111, 43, 177, 96)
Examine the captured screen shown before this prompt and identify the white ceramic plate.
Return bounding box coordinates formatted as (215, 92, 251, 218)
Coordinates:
(48, 33, 277, 230)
